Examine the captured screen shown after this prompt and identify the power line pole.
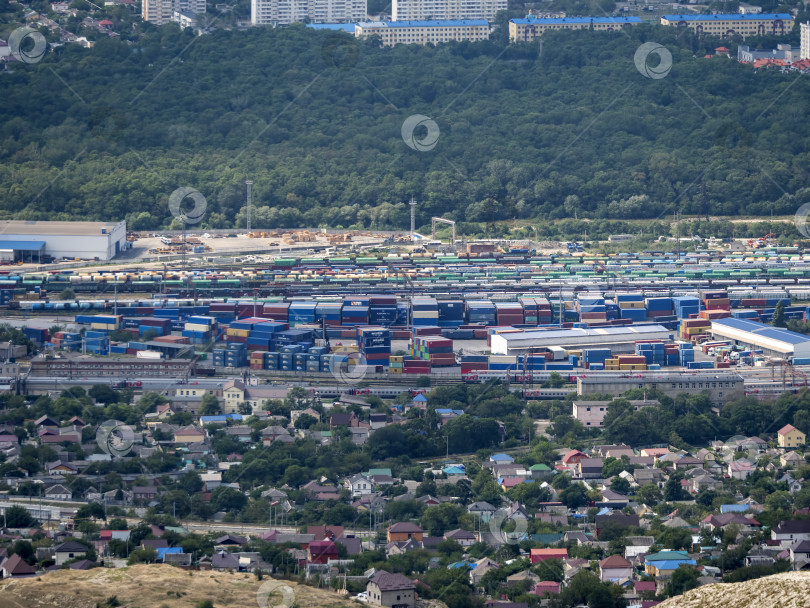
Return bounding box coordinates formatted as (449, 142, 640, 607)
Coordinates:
(246, 180, 253, 235)
(409, 197, 417, 241)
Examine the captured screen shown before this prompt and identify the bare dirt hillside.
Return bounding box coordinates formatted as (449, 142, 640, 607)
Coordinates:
(656, 572, 810, 608)
(0, 564, 357, 608)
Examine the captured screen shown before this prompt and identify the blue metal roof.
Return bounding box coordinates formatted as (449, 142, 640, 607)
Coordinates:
(510, 16, 641, 24)
(654, 559, 697, 570)
(662, 13, 791, 21)
(713, 317, 810, 346)
(0, 240, 45, 250)
(360, 20, 489, 27)
(306, 23, 356, 32)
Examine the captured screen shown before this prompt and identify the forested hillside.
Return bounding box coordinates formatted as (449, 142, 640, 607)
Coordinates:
(1, 22, 810, 229)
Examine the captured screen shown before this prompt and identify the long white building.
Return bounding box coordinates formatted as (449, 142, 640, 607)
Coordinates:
(802, 22, 810, 60)
(251, 0, 366, 25)
(355, 20, 490, 46)
(0, 220, 127, 262)
(489, 324, 672, 356)
(392, 0, 505, 22)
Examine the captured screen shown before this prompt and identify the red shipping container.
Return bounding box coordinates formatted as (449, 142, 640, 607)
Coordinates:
(704, 299, 730, 311)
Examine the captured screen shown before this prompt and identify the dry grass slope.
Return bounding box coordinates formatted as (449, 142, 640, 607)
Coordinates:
(656, 572, 810, 608)
(0, 564, 357, 608)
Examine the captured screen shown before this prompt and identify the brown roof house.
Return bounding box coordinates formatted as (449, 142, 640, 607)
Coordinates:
(387, 522, 424, 543)
(367, 570, 416, 608)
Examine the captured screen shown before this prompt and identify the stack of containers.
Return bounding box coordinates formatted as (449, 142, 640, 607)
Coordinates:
(278, 344, 302, 371)
(680, 318, 711, 341)
(703, 290, 730, 312)
(582, 348, 611, 369)
(460, 355, 488, 374)
(342, 297, 370, 326)
(84, 330, 109, 355)
(635, 341, 665, 366)
(209, 302, 236, 323)
(672, 296, 701, 319)
(519, 297, 538, 325)
(605, 301, 620, 321)
(616, 354, 647, 370)
(0, 290, 13, 306)
(369, 296, 398, 327)
(616, 294, 646, 323)
(412, 297, 439, 327)
(248, 321, 286, 351)
(578, 297, 607, 324)
(23, 327, 49, 344)
(536, 298, 553, 324)
(646, 297, 673, 320)
(396, 302, 410, 325)
(664, 342, 680, 366)
(679, 343, 695, 366)
(466, 300, 496, 325)
(262, 302, 290, 323)
(306, 346, 327, 372)
(488, 355, 518, 371)
(90, 314, 122, 331)
(289, 302, 317, 326)
(140, 317, 171, 338)
(321, 352, 350, 374)
(274, 328, 314, 350)
(389, 355, 404, 374)
(412, 335, 454, 366)
(265, 351, 279, 371)
(437, 300, 464, 328)
(250, 350, 266, 370)
(403, 358, 431, 374)
(212, 348, 225, 366)
(358, 326, 390, 367)
(226, 320, 252, 344)
(316, 302, 343, 326)
(182, 315, 216, 345)
(225, 343, 247, 367)
(154, 308, 181, 323)
(517, 354, 546, 372)
(495, 302, 524, 326)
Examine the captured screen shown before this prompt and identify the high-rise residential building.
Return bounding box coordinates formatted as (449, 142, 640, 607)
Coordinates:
(143, 0, 205, 25)
(142, 0, 174, 25)
(251, 0, 366, 25)
(392, 0, 505, 22)
(801, 22, 810, 59)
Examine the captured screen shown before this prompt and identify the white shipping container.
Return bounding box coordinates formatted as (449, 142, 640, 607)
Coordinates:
(136, 350, 163, 359)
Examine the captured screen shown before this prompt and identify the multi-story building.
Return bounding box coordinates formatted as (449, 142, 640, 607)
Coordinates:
(143, 0, 205, 25)
(801, 22, 810, 60)
(251, 0, 366, 25)
(577, 372, 744, 403)
(355, 19, 490, 46)
(509, 15, 641, 42)
(392, 0, 505, 22)
(660, 13, 794, 39)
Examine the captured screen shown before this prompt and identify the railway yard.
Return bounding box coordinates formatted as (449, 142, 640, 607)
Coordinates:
(3, 241, 810, 400)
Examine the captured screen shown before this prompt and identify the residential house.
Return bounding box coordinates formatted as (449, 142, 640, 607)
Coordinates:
(367, 570, 416, 608)
(533, 581, 561, 597)
(173, 425, 205, 444)
(46, 460, 78, 475)
(728, 460, 754, 480)
(214, 534, 247, 547)
(300, 480, 341, 500)
(468, 501, 497, 521)
(133, 486, 159, 502)
(781, 451, 804, 468)
(673, 457, 704, 471)
(599, 554, 632, 582)
(624, 536, 655, 559)
(330, 412, 359, 429)
(44, 484, 72, 501)
(307, 525, 344, 541)
(470, 557, 500, 585)
(643, 551, 694, 576)
(506, 569, 540, 587)
(780, 473, 803, 494)
(261, 426, 293, 445)
(55, 541, 88, 566)
(577, 458, 604, 480)
(224, 425, 253, 442)
(388, 523, 424, 543)
(633, 468, 664, 488)
(790, 540, 810, 566)
(778, 424, 806, 449)
(345, 474, 374, 498)
(772, 520, 810, 546)
(595, 513, 640, 540)
(530, 548, 567, 563)
(596, 444, 636, 459)
(307, 540, 338, 564)
(701, 513, 762, 533)
(0, 554, 36, 578)
(561, 449, 587, 468)
(444, 529, 476, 547)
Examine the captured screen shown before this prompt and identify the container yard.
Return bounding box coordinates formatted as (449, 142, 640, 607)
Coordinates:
(4, 245, 810, 401)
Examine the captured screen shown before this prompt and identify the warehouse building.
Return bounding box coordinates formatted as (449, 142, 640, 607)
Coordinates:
(710, 318, 810, 360)
(489, 324, 672, 356)
(577, 372, 744, 403)
(0, 220, 127, 262)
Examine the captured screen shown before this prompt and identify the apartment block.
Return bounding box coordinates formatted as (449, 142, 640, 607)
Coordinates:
(355, 19, 490, 45)
(660, 13, 794, 39)
(251, 0, 366, 25)
(509, 15, 641, 42)
(392, 0, 506, 22)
